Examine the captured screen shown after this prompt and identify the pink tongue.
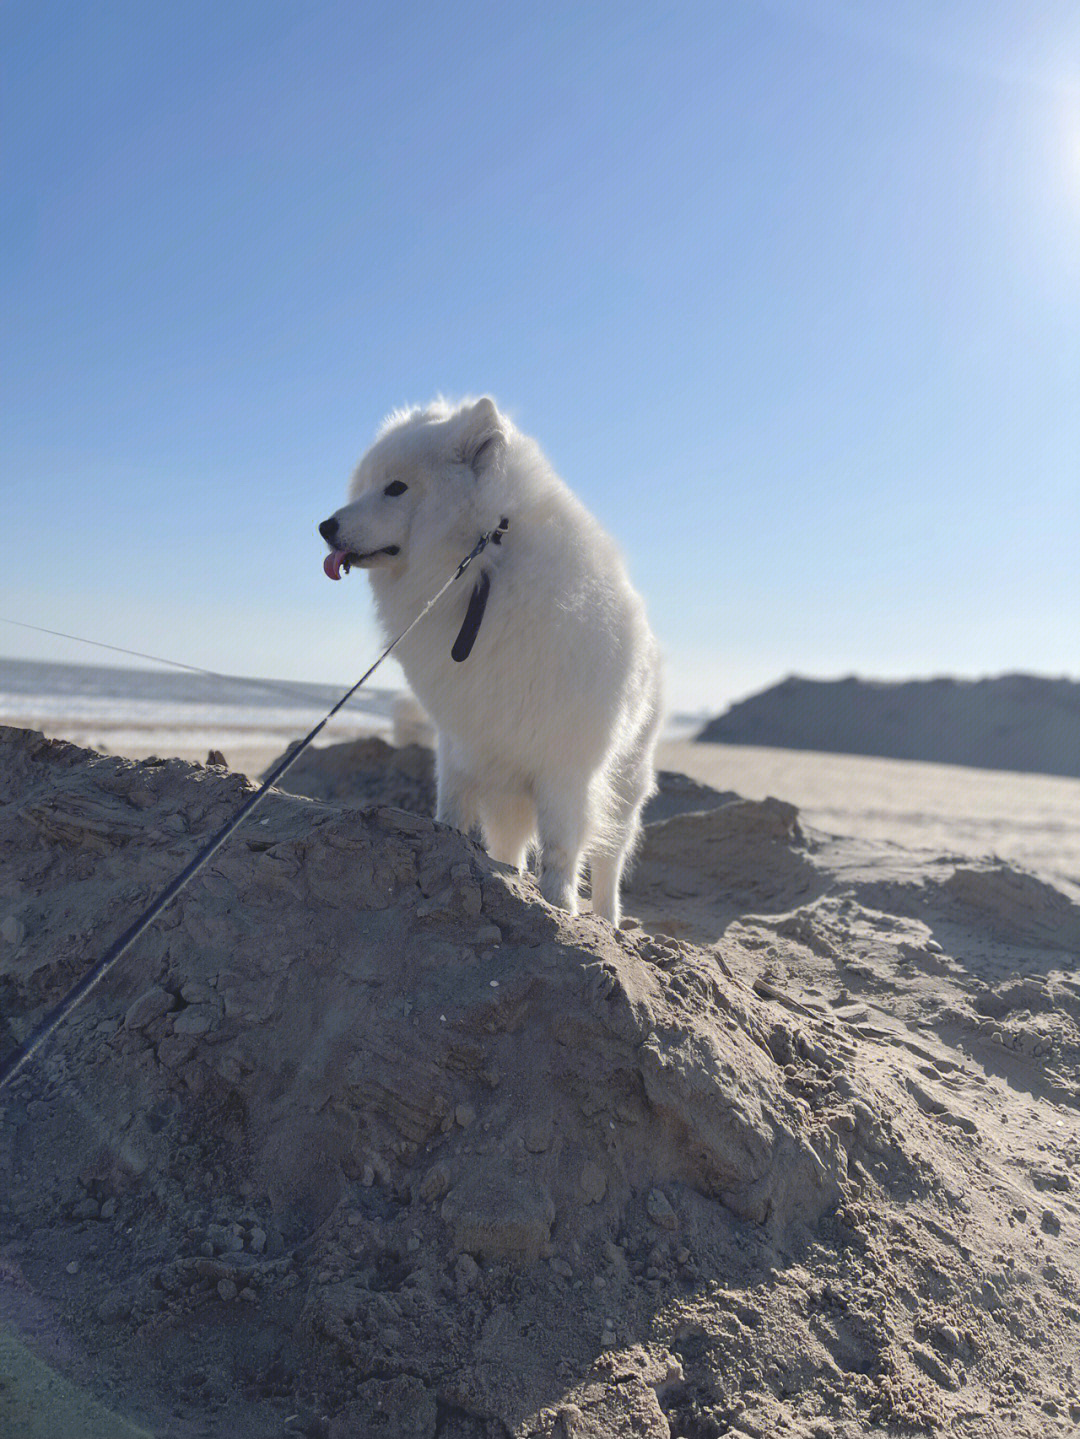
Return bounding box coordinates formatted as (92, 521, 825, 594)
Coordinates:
(324, 549, 349, 581)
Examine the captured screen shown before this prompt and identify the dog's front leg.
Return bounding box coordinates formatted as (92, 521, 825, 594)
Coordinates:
(535, 780, 587, 914)
(434, 740, 478, 835)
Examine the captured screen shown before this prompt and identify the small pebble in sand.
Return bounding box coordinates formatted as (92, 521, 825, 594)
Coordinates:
(217, 1279, 237, 1301)
(124, 986, 175, 1031)
(646, 1188, 678, 1231)
(96, 1292, 133, 1323)
(172, 1006, 216, 1036)
(1, 915, 26, 946)
(454, 1254, 480, 1290)
(579, 1161, 607, 1204)
(207, 1224, 243, 1254)
(1041, 1209, 1061, 1234)
(417, 1163, 451, 1203)
(979, 1279, 1003, 1310)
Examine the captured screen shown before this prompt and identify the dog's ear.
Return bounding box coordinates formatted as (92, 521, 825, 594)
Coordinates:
(459, 397, 505, 477)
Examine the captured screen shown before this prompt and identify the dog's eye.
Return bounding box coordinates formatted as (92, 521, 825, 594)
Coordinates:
(383, 481, 408, 497)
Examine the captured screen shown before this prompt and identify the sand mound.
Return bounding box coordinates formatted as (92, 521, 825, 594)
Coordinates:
(629, 798, 824, 939)
(263, 735, 438, 815)
(4, 727, 1079, 1437)
(1, 728, 842, 1435)
(637, 771, 737, 825)
(698, 673, 1080, 778)
(262, 735, 735, 828)
(939, 864, 1080, 951)
(821, 854, 1080, 957)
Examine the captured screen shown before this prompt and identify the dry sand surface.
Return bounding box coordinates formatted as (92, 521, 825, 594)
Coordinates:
(1, 725, 1079, 1438)
(20, 716, 1080, 886)
(658, 741, 1080, 891)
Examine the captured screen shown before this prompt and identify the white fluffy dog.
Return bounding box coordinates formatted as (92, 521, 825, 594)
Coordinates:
(319, 397, 662, 924)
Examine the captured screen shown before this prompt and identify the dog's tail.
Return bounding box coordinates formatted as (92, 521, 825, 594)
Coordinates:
(392, 691, 436, 748)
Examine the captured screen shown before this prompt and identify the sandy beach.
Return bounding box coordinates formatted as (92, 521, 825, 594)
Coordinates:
(661, 740, 1080, 890)
(12, 706, 1080, 883)
(6, 0, 1077, 1431)
(2, 722, 1079, 1438)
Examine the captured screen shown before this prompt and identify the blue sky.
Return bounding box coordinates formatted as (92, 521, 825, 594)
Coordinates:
(3, 0, 1078, 711)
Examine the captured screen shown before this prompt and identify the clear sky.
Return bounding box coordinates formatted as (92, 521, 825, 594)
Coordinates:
(3, 0, 1078, 712)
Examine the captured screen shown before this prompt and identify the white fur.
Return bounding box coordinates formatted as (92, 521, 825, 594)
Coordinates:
(391, 691, 436, 749)
(322, 397, 663, 924)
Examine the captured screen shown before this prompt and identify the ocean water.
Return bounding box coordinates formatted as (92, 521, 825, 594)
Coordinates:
(0, 657, 705, 757)
(0, 655, 397, 720)
(0, 656, 398, 754)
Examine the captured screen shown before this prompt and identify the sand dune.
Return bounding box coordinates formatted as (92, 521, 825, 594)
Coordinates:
(698, 674, 1080, 779)
(1, 725, 1078, 1437)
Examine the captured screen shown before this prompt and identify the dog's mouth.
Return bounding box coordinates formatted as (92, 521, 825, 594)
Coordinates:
(323, 546, 401, 581)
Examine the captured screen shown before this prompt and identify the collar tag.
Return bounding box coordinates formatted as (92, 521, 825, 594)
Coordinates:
(451, 569, 491, 662)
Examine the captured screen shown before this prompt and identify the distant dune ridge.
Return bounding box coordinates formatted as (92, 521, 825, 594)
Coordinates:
(697, 673, 1080, 778)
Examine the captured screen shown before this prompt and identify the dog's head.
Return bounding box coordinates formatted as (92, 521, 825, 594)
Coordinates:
(319, 397, 506, 580)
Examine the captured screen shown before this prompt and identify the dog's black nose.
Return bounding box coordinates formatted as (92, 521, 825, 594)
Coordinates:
(319, 517, 339, 542)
